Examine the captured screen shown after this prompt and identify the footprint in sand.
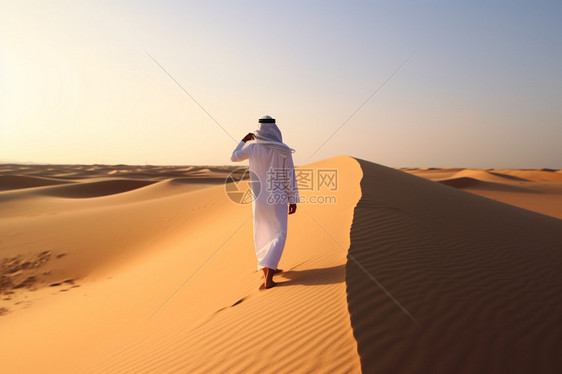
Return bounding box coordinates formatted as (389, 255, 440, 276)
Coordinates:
(231, 297, 247, 307)
(50, 279, 79, 292)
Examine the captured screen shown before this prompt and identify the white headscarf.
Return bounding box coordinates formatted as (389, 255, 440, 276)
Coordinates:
(254, 116, 295, 158)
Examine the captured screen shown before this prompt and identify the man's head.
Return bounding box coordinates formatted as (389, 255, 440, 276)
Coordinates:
(259, 115, 275, 124)
(253, 114, 295, 156)
(256, 115, 282, 143)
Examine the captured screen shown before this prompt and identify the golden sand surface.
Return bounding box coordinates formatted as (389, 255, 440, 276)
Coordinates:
(1, 159, 560, 373)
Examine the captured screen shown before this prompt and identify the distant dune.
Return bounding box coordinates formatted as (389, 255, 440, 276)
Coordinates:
(0, 160, 560, 373)
(0, 175, 71, 190)
(405, 167, 562, 219)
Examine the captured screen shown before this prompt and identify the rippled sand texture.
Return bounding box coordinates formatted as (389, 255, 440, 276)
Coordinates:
(347, 160, 561, 373)
(1, 159, 560, 373)
(0, 158, 362, 373)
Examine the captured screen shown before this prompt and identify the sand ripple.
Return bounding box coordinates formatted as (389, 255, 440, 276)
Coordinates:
(346, 159, 562, 373)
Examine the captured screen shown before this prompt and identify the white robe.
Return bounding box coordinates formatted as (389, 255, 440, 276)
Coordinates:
(231, 141, 299, 270)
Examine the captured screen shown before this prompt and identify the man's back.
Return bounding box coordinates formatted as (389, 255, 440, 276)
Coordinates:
(229, 116, 298, 288)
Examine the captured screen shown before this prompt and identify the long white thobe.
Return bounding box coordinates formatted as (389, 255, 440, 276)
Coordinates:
(231, 141, 299, 270)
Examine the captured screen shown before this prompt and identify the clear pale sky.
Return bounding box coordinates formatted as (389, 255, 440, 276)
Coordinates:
(1, 0, 561, 168)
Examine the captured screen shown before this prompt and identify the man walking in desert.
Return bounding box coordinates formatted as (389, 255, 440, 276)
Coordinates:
(231, 115, 299, 289)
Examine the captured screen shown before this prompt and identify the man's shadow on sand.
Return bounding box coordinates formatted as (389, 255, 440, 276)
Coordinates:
(273, 264, 346, 287)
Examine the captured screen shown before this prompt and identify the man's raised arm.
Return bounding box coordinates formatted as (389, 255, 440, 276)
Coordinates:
(230, 133, 255, 162)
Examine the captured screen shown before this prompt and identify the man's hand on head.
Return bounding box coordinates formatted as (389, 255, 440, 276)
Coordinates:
(242, 133, 255, 142)
(289, 203, 297, 215)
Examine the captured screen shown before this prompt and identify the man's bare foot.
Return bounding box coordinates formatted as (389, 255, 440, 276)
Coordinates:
(261, 267, 277, 289)
(263, 278, 277, 289)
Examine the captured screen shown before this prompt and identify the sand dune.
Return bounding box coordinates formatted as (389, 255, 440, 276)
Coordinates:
(0, 175, 72, 190)
(449, 169, 531, 182)
(402, 167, 465, 181)
(0, 158, 363, 373)
(35, 179, 157, 198)
(0, 164, 241, 181)
(408, 167, 562, 219)
(347, 159, 561, 373)
(1, 159, 560, 373)
(437, 176, 535, 192)
(495, 169, 562, 182)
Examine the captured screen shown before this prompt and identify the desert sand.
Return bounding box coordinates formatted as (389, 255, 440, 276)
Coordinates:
(1, 158, 560, 373)
(403, 167, 562, 219)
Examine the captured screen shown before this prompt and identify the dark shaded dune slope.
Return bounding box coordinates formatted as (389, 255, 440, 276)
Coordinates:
(346, 158, 561, 374)
(438, 176, 535, 192)
(38, 179, 156, 198)
(0, 175, 71, 190)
